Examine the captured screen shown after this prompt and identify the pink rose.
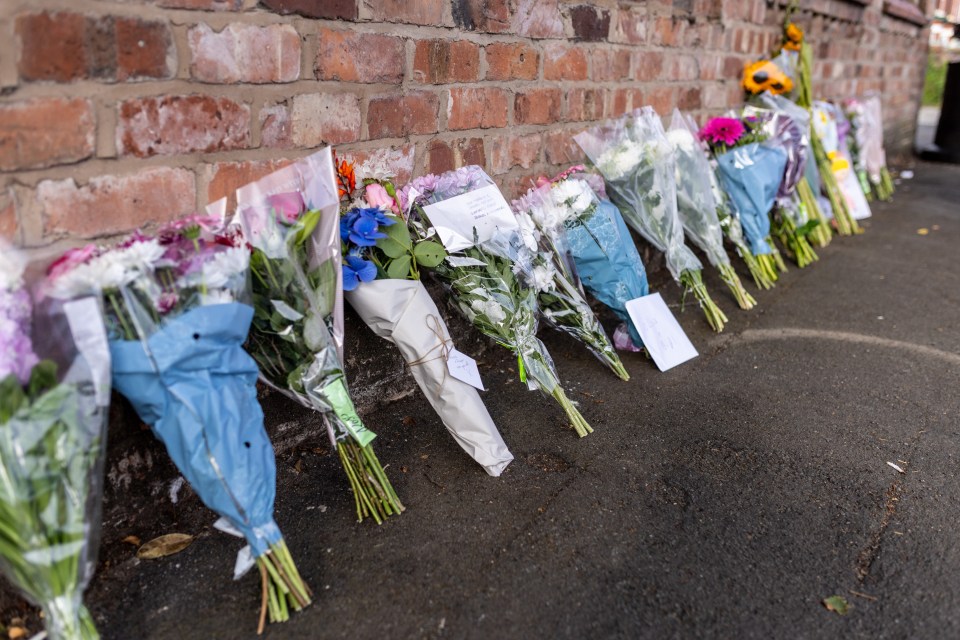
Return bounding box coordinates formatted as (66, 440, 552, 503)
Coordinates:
(266, 192, 305, 224)
(46, 244, 98, 281)
(365, 183, 398, 213)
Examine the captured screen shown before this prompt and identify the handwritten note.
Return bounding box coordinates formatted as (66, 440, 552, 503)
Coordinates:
(447, 348, 485, 390)
(422, 184, 519, 252)
(624, 293, 698, 372)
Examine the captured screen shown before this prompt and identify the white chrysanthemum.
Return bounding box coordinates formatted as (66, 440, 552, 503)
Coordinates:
(0, 248, 26, 291)
(113, 239, 166, 273)
(666, 128, 696, 155)
(597, 141, 643, 180)
(530, 263, 556, 293)
(514, 211, 541, 252)
(529, 201, 563, 230)
(201, 247, 250, 290)
(471, 298, 506, 324)
(49, 254, 134, 299)
(199, 289, 235, 306)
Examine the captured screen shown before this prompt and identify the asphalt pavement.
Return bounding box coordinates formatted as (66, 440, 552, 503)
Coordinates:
(62, 161, 960, 639)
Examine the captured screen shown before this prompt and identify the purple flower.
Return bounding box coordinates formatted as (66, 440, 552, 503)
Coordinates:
(341, 255, 377, 291)
(347, 216, 387, 247)
(0, 288, 39, 385)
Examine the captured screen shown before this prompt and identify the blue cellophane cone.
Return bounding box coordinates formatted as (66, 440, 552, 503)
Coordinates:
(715, 143, 788, 256)
(109, 303, 280, 556)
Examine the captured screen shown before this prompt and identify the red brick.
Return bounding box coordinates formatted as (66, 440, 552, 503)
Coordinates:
(39, 168, 196, 238)
(543, 43, 588, 81)
(607, 87, 643, 118)
(489, 133, 542, 174)
(0, 191, 17, 242)
(315, 29, 404, 84)
(646, 85, 676, 114)
(635, 51, 664, 81)
(364, 0, 445, 25)
(259, 104, 292, 149)
(666, 54, 699, 82)
(545, 129, 582, 165)
(452, 0, 510, 33)
(118, 95, 250, 158)
(205, 159, 295, 212)
(189, 23, 301, 84)
(651, 17, 684, 47)
(447, 88, 509, 130)
(339, 146, 415, 185)
(484, 42, 538, 81)
(677, 86, 701, 110)
(425, 138, 485, 174)
(259, 0, 356, 18)
(413, 40, 480, 84)
(569, 5, 610, 42)
(591, 49, 631, 82)
(0, 98, 95, 171)
(515, 88, 561, 125)
(512, 0, 564, 38)
(612, 8, 647, 44)
(368, 92, 439, 139)
(566, 88, 605, 122)
(154, 0, 243, 8)
(289, 93, 361, 146)
(16, 12, 173, 83)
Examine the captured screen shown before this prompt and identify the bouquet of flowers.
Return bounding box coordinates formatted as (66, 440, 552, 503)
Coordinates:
(516, 168, 650, 352)
(400, 166, 593, 438)
(0, 245, 110, 640)
(235, 148, 403, 523)
(845, 96, 895, 200)
(699, 115, 789, 284)
(841, 97, 874, 199)
(666, 109, 756, 309)
(45, 224, 311, 632)
(576, 108, 728, 332)
(338, 162, 514, 477)
(813, 102, 873, 222)
(744, 100, 820, 267)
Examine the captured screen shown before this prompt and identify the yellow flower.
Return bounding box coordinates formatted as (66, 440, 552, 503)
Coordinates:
(742, 60, 794, 95)
(783, 23, 803, 51)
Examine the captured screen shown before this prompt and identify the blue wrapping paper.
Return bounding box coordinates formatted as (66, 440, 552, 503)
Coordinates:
(110, 303, 280, 556)
(715, 143, 788, 256)
(566, 199, 648, 346)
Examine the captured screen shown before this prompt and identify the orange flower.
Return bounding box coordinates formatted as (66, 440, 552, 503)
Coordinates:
(335, 155, 356, 200)
(783, 23, 803, 51)
(742, 60, 794, 96)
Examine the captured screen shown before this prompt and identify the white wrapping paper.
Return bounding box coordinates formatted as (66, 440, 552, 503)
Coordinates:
(346, 279, 513, 477)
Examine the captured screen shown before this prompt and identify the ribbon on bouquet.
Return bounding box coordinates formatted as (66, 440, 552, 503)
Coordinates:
(404, 314, 453, 394)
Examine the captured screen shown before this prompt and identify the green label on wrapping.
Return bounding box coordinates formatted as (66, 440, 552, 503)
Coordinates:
(324, 378, 376, 447)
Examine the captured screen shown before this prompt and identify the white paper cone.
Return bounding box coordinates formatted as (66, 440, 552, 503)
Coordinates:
(347, 280, 513, 476)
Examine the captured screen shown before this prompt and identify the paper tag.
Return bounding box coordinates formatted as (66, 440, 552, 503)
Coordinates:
(624, 293, 698, 372)
(447, 348, 485, 390)
(233, 545, 255, 580)
(63, 297, 111, 406)
(213, 516, 243, 538)
(422, 184, 519, 252)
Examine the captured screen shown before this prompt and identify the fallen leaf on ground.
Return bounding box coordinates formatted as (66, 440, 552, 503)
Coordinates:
(917, 228, 929, 235)
(294, 458, 303, 474)
(122, 535, 141, 546)
(823, 595, 850, 615)
(137, 533, 194, 559)
(8, 627, 25, 639)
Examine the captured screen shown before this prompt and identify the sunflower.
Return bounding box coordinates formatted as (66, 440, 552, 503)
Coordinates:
(742, 60, 794, 96)
(783, 23, 803, 51)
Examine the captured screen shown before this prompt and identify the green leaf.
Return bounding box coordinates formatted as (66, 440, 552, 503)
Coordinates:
(295, 209, 322, 247)
(27, 360, 58, 402)
(386, 254, 412, 279)
(796, 219, 821, 237)
(822, 596, 850, 615)
(377, 236, 409, 259)
(412, 240, 446, 267)
(0, 375, 26, 424)
(382, 216, 412, 250)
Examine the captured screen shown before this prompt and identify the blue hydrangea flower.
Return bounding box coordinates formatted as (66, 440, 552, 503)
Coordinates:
(347, 216, 387, 247)
(342, 255, 377, 291)
(356, 207, 397, 227)
(340, 210, 361, 242)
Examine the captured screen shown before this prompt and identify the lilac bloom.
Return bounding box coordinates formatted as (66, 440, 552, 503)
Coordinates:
(347, 216, 387, 247)
(341, 255, 377, 291)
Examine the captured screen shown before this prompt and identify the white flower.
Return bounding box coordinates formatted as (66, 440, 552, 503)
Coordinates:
(530, 263, 556, 293)
(596, 141, 643, 180)
(666, 128, 696, 156)
(0, 248, 25, 291)
(49, 254, 135, 299)
(200, 247, 250, 290)
(199, 289, 235, 306)
(528, 202, 563, 230)
(514, 211, 541, 252)
(113, 239, 166, 273)
(471, 298, 506, 324)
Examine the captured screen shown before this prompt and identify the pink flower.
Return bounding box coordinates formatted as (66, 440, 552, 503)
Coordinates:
(364, 183, 398, 213)
(266, 192, 305, 223)
(46, 244, 98, 281)
(699, 117, 746, 147)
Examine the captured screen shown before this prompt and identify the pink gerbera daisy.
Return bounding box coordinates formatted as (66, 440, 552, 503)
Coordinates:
(699, 117, 746, 147)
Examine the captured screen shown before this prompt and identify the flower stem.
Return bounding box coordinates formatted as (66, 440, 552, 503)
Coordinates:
(550, 385, 593, 437)
(680, 269, 728, 332)
(718, 263, 756, 310)
(772, 214, 818, 268)
(766, 237, 788, 274)
(337, 440, 404, 524)
(254, 540, 311, 630)
(797, 178, 832, 247)
(735, 243, 775, 290)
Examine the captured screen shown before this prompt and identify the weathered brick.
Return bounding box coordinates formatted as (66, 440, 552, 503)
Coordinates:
(189, 23, 300, 84)
(0, 191, 17, 242)
(543, 43, 588, 81)
(413, 39, 480, 84)
(16, 12, 173, 82)
(607, 87, 643, 118)
(155, 0, 243, 9)
(425, 138, 485, 174)
(315, 29, 404, 84)
(515, 88, 561, 125)
(259, 104, 292, 149)
(484, 42, 538, 80)
(39, 168, 196, 238)
(612, 8, 647, 44)
(566, 88, 604, 122)
(512, 0, 564, 38)
(259, 0, 356, 19)
(677, 86, 701, 110)
(651, 17, 683, 47)
(666, 54, 699, 82)
(447, 87, 509, 130)
(591, 49, 631, 82)
(569, 5, 610, 42)
(367, 92, 439, 139)
(364, 0, 445, 25)
(646, 85, 676, 114)
(0, 98, 95, 171)
(118, 95, 250, 158)
(205, 159, 294, 211)
(289, 93, 361, 146)
(489, 133, 541, 174)
(451, 0, 510, 33)
(545, 129, 581, 165)
(340, 146, 415, 185)
(635, 51, 664, 81)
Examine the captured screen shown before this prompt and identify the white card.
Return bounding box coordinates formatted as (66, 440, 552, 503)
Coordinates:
(624, 293, 698, 372)
(422, 184, 519, 252)
(447, 348, 485, 390)
(63, 297, 112, 406)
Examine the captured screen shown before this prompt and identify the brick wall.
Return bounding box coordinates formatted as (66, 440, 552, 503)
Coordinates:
(0, 0, 929, 251)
